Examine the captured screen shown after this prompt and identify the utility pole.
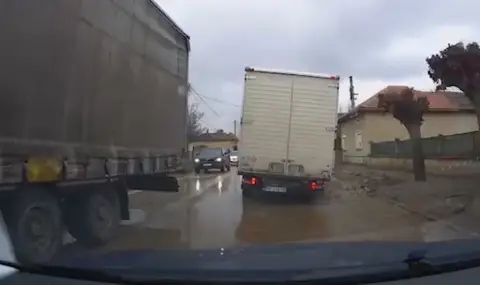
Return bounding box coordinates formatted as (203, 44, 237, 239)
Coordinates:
(349, 76, 358, 110)
(233, 120, 237, 136)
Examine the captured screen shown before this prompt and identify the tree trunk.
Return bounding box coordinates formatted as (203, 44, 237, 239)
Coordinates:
(406, 124, 426, 181)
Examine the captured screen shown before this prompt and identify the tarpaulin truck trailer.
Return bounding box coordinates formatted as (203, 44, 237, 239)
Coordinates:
(0, 0, 189, 263)
(238, 67, 339, 200)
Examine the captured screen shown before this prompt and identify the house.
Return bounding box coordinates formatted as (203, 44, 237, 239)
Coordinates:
(338, 85, 478, 164)
(188, 131, 239, 155)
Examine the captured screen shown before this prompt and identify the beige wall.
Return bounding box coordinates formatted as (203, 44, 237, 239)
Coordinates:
(365, 112, 478, 142)
(341, 112, 478, 163)
(340, 113, 368, 163)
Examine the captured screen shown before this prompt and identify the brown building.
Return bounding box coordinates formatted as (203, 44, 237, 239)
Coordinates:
(338, 85, 477, 164)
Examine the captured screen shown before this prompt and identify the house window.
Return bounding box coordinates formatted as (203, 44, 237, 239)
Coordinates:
(355, 131, 363, 150)
(341, 135, 347, 151)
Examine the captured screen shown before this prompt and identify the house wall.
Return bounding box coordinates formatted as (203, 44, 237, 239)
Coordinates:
(340, 113, 368, 164)
(365, 112, 478, 141)
(341, 112, 478, 163)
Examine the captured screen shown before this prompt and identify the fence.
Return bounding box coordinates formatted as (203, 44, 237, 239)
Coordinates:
(370, 131, 479, 159)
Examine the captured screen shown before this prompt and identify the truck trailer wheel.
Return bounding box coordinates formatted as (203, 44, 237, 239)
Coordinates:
(4, 187, 63, 264)
(65, 187, 120, 246)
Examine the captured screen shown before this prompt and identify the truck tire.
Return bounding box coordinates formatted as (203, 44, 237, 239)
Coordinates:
(65, 186, 120, 246)
(4, 187, 63, 264)
(114, 180, 130, 221)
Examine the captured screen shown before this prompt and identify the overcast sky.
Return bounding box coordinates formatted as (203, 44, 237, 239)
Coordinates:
(155, 0, 479, 133)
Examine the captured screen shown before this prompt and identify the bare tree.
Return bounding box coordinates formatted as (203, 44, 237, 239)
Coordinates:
(378, 87, 430, 181)
(187, 103, 206, 142)
(427, 42, 480, 149)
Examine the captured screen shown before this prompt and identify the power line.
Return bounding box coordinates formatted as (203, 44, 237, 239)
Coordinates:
(189, 84, 241, 108)
(199, 94, 241, 108)
(195, 93, 220, 117)
(189, 86, 220, 117)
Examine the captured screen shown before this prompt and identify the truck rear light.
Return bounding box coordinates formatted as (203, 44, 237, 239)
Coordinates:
(310, 182, 317, 190)
(251, 177, 257, 185)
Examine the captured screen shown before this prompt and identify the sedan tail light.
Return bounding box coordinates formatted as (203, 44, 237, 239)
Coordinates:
(309, 180, 324, 190)
(242, 176, 257, 185)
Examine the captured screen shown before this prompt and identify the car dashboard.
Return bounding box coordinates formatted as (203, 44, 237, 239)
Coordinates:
(1, 266, 480, 285)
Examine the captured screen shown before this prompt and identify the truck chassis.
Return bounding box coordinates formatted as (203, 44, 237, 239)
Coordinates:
(0, 155, 179, 264)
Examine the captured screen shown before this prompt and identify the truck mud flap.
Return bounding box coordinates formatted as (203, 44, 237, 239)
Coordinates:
(125, 174, 179, 192)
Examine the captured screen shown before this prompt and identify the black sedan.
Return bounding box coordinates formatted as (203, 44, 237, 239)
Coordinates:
(194, 147, 231, 174)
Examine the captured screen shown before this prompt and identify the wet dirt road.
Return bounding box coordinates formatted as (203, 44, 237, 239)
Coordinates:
(61, 169, 478, 258)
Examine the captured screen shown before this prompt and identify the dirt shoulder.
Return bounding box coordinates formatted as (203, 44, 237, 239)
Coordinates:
(334, 164, 480, 234)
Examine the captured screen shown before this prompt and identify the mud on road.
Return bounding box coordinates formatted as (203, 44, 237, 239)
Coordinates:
(53, 167, 480, 263)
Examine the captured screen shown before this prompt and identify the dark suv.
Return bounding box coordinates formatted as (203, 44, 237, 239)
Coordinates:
(194, 147, 231, 174)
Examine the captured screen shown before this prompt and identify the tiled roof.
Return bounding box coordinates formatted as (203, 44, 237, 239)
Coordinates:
(339, 85, 473, 123)
(192, 132, 239, 142)
(358, 86, 472, 111)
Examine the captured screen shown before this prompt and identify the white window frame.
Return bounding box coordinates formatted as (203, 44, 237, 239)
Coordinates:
(355, 131, 363, 150)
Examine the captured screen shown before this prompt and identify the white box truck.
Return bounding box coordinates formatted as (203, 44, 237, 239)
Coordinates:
(238, 67, 339, 200)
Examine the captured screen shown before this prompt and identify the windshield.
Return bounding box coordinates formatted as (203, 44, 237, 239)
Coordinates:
(198, 148, 222, 157)
(2, 0, 480, 283)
